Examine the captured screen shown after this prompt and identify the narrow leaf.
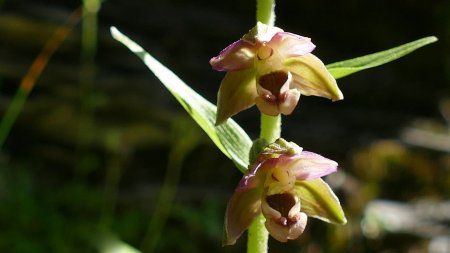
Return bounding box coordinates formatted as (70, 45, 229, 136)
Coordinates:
(326, 36, 438, 79)
(99, 234, 142, 253)
(110, 27, 251, 172)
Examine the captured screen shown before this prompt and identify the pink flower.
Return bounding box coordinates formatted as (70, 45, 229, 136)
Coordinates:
(210, 22, 343, 125)
(224, 139, 346, 245)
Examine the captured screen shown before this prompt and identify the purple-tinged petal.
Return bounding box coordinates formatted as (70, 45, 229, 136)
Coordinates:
(237, 158, 278, 191)
(223, 188, 262, 245)
(294, 178, 347, 225)
(270, 32, 315, 58)
(237, 163, 263, 191)
(210, 40, 257, 71)
(280, 152, 338, 180)
(285, 54, 344, 101)
(216, 68, 257, 125)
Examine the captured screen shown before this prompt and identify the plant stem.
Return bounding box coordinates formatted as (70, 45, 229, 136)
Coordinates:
(256, 0, 275, 26)
(260, 114, 281, 143)
(0, 7, 81, 150)
(76, 0, 100, 174)
(247, 214, 269, 253)
(140, 119, 199, 253)
(246, 114, 281, 253)
(248, 1, 278, 252)
(99, 130, 125, 230)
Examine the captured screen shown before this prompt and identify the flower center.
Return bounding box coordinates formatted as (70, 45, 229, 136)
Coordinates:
(258, 71, 288, 97)
(271, 166, 291, 185)
(257, 45, 273, 60)
(266, 193, 297, 224)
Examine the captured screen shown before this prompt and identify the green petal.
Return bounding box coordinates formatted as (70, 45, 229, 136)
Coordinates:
(223, 188, 262, 246)
(294, 178, 347, 225)
(284, 54, 343, 101)
(216, 68, 257, 125)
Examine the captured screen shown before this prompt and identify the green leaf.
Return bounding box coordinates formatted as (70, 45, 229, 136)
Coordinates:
(99, 234, 142, 253)
(294, 178, 346, 225)
(326, 36, 438, 79)
(110, 27, 251, 172)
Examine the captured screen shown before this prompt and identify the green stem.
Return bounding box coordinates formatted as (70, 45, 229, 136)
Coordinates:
(0, 7, 81, 150)
(260, 114, 281, 143)
(0, 89, 29, 149)
(99, 130, 124, 230)
(247, 214, 269, 253)
(256, 0, 275, 26)
(249, 1, 278, 252)
(76, 0, 100, 174)
(140, 119, 199, 253)
(247, 114, 281, 253)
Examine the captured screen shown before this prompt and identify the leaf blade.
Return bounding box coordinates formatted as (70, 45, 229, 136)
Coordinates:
(326, 36, 438, 79)
(110, 27, 252, 172)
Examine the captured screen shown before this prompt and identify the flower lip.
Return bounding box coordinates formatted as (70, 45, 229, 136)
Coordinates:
(258, 71, 289, 97)
(266, 193, 298, 225)
(262, 191, 307, 242)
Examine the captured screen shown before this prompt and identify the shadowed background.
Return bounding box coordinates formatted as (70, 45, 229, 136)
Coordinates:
(0, 0, 449, 252)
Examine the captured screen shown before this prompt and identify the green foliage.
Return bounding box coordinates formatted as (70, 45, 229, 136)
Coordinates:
(326, 36, 438, 79)
(0, 165, 101, 253)
(111, 27, 252, 172)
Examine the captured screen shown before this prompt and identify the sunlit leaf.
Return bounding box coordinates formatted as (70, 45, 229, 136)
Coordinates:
(99, 234, 142, 253)
(110, 27, 251, 172)
(326, 36, 438, 79)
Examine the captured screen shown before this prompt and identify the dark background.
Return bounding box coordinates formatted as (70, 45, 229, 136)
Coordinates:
(0, 0, 449, 252)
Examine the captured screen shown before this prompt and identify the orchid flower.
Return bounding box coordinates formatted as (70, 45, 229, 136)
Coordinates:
(224, 138, 346, 245)
(210, 22, 343, 125)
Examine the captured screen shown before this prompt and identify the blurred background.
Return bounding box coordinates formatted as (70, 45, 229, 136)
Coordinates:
(0, 0, 449, 252)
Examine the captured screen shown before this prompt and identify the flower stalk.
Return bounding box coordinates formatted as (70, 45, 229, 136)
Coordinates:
(247, 214, 269, 253)
(256, 0, 275, 26)
(260, 114, 281, 143)
(249, 2, 277, 253)
(247, 115, 280, 253)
